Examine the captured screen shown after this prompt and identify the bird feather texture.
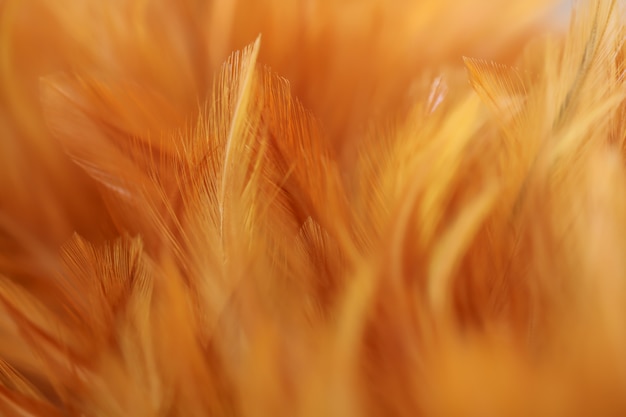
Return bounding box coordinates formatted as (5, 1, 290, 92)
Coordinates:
(1, 0, 626, 416)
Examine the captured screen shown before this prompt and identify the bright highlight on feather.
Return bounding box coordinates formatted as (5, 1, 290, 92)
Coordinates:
(1, 0, 626, 415)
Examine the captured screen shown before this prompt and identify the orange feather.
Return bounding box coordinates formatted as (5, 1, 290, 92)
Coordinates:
(2, 0, 626, 416)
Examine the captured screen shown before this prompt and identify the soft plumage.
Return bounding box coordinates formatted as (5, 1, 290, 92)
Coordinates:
(1, 0, 626, 415)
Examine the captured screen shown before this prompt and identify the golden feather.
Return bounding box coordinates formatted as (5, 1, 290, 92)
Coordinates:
(2, 0, 626, 416)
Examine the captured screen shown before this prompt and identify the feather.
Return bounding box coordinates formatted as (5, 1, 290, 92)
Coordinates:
(4, 0, 626, 416)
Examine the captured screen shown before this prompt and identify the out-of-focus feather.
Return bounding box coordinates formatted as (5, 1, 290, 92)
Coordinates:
(3, 0, 626, 416)
(39, 74, 190, 275)
(0, 235, 151, 415)
(222, 0, 561, 158)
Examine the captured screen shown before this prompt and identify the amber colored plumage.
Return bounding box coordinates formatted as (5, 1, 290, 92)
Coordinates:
(1, 0, 626, 415)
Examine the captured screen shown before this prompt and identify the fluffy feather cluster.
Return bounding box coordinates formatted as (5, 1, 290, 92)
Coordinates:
(1, 0, 626, 415)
